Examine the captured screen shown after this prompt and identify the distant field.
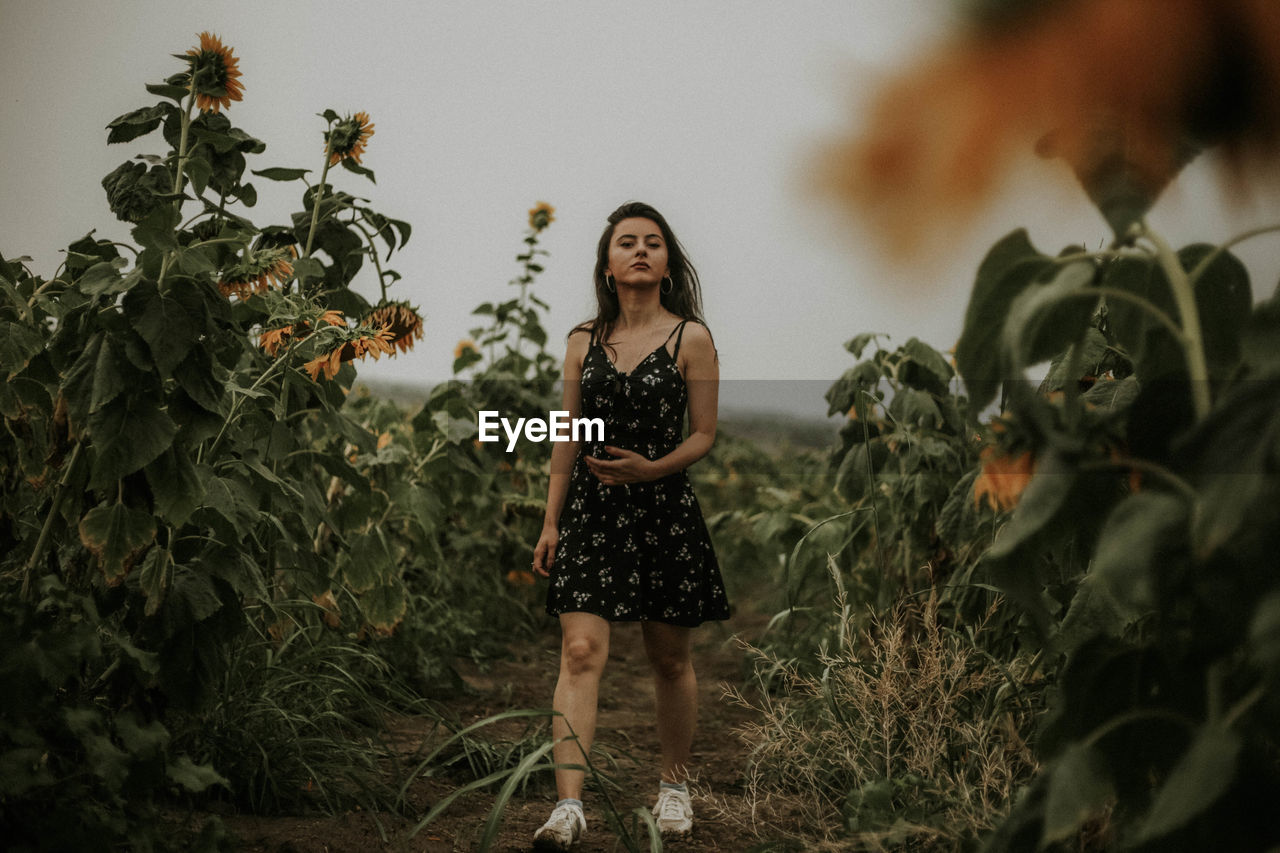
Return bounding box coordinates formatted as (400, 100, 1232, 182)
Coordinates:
(352, 379, 839, 452)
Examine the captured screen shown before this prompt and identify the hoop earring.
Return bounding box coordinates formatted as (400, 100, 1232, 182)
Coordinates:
(604, 272, 616, 293)
(661, 275, 673, 295)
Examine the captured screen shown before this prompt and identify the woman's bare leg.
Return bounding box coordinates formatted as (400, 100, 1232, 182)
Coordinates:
(641, 621, 696, 782)
(552, 612, 611, 800)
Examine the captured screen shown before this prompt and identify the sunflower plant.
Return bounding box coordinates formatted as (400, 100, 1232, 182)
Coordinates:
(822, 1, 1280, 849)
(0, 32, 471, 845)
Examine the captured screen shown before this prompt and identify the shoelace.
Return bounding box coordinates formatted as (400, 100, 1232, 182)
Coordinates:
(657, 791, 688, 821)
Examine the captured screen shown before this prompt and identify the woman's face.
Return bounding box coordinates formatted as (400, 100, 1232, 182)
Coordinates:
(606, 217, 669, 289)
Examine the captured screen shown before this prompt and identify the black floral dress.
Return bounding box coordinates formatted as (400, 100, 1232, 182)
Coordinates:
(546, 320, 730, 627)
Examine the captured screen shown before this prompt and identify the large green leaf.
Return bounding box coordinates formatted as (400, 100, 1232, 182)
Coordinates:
(105, 103, 174, 144)
(1041, 742, 1113, 844)
(137, 546, 174, 617)
(124, 280, 197, 376)
(955, 229, 1054, 412)
(199, 471, 261, 538)
(1002, 259, 1096, 369)
(1090, 492, 1187, 612)
(78, 501, 156, 585)
(361, 580, 408, 634)
(76, 257, 130, 296)
(1184, 244, 1251, 378)
(0, 321, 46, 377)
(341, 529, 396, 594)
(87, 392, 177, 487)
(1136, 726, 1240, 843)
(172, 346, 225, 414)
(145, 446, 202, 525)
(62, 332, 131, 428)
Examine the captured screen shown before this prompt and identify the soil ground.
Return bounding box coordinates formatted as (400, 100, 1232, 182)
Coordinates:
(213, 607, 781, 852)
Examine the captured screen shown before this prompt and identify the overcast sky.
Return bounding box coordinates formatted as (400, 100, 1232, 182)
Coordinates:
(4, 1, 1279, 416)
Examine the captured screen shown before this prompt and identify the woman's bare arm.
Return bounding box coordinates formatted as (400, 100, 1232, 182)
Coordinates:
(534, 330, 589, 575)
(584, 322, 718, 484)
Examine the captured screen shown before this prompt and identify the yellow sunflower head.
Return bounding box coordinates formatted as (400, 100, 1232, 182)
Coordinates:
(529, 201, 555, 231)
(363, 300, 424, 355)
(185, 32, 244, 114)
(454, 339, 479, 360)
(326, 111, 375, 166)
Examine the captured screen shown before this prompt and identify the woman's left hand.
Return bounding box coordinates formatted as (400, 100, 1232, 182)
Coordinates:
(584, 446, 658, 485)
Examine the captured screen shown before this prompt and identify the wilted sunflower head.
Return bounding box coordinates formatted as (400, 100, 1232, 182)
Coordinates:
(529, 202, 556, 231)
(326, 112, 375, 166)
(184, 32, 244, 114)
(364, 300, 424, 354)
(218, 245, 295, 300)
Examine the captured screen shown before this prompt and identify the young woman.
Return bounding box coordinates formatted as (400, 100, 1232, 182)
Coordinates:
(530, 202, 729, 850)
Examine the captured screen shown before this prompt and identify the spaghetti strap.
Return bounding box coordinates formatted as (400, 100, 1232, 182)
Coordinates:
(670, 319, 690, 359)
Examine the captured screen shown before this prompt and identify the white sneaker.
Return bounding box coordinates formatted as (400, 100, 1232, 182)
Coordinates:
(533, 801, 586, 851)
(652, 786, 693, 837)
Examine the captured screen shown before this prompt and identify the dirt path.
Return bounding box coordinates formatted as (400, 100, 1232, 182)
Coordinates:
(219, 608, 773, 852)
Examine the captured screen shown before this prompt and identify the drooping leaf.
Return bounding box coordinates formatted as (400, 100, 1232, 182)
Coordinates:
(341, 529, 396, 594)
(340, 156, 376, 183)
(361, 580, 408, 634)
(145, 446, 202, 525)
(901, 336, 954, 389)
(87, 392, 177, 487)
(1136, 726, 1240, 843)
(0, 321, 46, 377)
(955, 229, 1055, 412)
(102, 160, 172, 224)
(105, 103, 174, 145)
(137, 546, 174, 617)
(123, 280, 197, 376)
(1091, 491, 1187, 613)
(1002, 260, 1097, 369)
(130, 203, 181, 253)
(76, 257, 130, 296)
(78, 501, 156, 585)
(1041, 742, 1114, 844)
(62, 332, 131, 428)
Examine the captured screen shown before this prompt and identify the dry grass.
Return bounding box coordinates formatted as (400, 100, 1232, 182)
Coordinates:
(721, 564, 1041, 851)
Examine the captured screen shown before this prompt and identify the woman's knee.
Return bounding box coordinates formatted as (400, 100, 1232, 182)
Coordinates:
(561, 634, 606, 676)
(648, 652, 691, 683)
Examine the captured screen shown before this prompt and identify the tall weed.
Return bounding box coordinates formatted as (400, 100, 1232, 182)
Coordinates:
(728, 565, 1040, 850)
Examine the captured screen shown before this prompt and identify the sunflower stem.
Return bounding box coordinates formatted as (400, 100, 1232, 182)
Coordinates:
(158, 91, 197, 288)
(1141, 221, 1211, 420)
(351, 217, 389, 303)
(22, 442, 83, 600)
(303, 144, 334, 263)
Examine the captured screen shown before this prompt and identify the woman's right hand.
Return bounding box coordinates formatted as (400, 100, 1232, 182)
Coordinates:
(532, 525, 558, 577)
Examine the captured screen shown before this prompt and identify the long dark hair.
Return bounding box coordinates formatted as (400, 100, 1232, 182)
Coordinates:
(574, 202, 708, 346)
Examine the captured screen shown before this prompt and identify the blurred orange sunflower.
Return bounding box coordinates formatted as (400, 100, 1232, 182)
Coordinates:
(529, 201, 555, 231)
(326, 112, 375, 166)
(823, 0, 1280, 254)
(973, 447, 1037, 511)
(185, 32, 244, 113)
(454, 339, 478, 360)
(218, 246, 295, 300)
(363, 300, 424, 354)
